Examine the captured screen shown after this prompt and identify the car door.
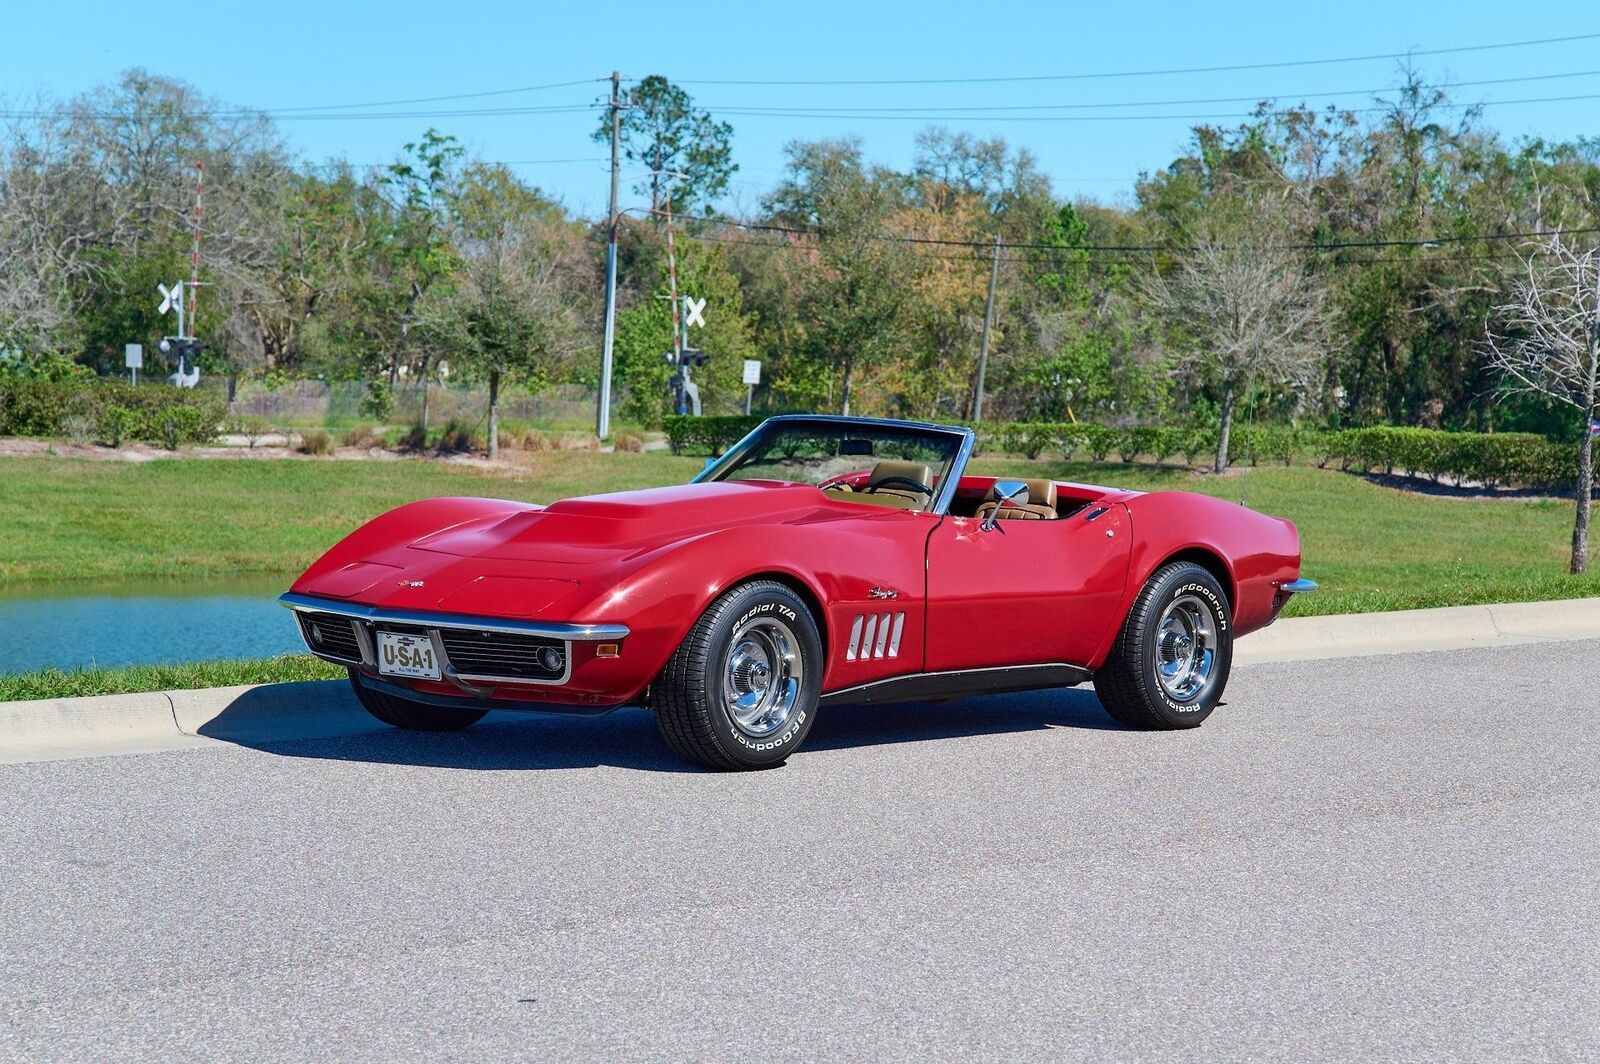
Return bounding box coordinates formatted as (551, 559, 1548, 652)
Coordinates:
(923, 504, 1131, 672)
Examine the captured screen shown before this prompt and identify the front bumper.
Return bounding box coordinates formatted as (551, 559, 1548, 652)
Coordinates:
(279, 592, 631, 701)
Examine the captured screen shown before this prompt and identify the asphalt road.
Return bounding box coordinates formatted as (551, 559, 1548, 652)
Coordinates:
(1, 641, 1594, 1062)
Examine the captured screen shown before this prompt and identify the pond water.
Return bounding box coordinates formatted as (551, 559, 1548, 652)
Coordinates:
(0, 574, 304, 674)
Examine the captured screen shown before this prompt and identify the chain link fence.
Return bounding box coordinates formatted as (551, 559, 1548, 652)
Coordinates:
(222, 380, 609, 429)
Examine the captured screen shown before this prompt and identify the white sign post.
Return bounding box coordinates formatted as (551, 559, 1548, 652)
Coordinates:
(124, 343, 143, 386)
(742, 359, 761, 414)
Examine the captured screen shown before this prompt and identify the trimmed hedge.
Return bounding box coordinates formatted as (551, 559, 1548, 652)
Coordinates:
(662, 413, 1575, 491)
(1315, 427, 1573, 489)
(992, 422, 1303, 467)
(663, 414, 762, 455)
(0, 380, 224, 447)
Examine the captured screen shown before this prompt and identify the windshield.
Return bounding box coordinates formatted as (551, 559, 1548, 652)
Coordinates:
(694, 418, 970, 514)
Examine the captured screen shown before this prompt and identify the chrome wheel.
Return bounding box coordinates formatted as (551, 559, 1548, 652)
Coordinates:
(1154, 594, 1218, 703)
(721, 616, 804, 738)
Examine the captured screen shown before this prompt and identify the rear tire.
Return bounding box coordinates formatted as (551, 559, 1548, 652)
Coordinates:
(1093, 562, 1232, 730)
(653, 581, 822, 770)
(347, 669, 488, 731)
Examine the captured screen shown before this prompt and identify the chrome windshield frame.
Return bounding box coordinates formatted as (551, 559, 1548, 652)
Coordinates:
(691, 414, 977, 516)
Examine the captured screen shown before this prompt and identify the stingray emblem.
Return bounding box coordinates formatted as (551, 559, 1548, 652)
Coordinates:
(868, 587, 898, 600)
(398, 580, 425, 588)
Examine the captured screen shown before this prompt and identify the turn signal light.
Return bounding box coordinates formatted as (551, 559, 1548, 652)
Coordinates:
(596, 643, 620, 658)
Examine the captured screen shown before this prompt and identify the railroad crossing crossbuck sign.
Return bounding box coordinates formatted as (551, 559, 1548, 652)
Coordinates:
(683, 296, 706, 329)
(157, 280, 184, 316)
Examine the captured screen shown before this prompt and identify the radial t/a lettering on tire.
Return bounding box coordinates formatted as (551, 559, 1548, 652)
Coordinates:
(1093, 561, 1233, 730)
(652, 580, 822, 770)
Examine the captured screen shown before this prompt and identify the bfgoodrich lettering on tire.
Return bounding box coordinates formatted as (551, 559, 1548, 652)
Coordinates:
(653, 580, 822, 770)
(1093, 561, 1232, 730)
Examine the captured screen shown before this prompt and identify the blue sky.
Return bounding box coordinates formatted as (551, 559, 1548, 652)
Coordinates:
(6, 1, 1599, 217)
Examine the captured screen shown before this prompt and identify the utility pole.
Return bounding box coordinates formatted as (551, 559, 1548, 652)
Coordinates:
(665, 190, 687, 412)
(596, 71, 623, 440)
(972, 234, 1002, 422)
(187, 162, 204, 343)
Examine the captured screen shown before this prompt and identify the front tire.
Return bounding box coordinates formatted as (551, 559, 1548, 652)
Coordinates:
(653, 580, 822, 770)
(347, 669, 488, 731)
(1093, 562, 1232, 729)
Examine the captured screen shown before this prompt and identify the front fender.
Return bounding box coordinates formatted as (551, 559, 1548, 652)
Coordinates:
(570, 514, 932, 700)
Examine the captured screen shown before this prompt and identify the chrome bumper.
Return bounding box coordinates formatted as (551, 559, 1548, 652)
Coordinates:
(1280, 578, 1317, 593)
(278, 592, 629, 696)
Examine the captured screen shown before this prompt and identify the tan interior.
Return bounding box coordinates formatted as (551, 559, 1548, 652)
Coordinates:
(823, 460, 934, 511)
(974, 477, 1059, 521)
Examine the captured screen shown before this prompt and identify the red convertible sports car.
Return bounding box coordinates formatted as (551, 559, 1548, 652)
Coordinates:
(282, 415, 1313, 769)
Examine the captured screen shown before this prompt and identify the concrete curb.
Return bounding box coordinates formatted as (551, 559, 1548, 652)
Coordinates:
(0, 679, 371, 765)
(4, 597, 1598, 764)
(1234, 597, 1600, 664)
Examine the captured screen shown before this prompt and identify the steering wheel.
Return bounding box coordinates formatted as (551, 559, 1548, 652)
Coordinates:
(869, 475, 933, 497)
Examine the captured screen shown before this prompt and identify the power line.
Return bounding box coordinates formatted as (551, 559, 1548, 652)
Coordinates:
(700, 67, 1600, 114)
(300, 157, 606, 171)
(268, 77, 607, 113)
(0, 103, 601, 122)
(678, 31, 1600, 86)
(707, 89, 1600, 123)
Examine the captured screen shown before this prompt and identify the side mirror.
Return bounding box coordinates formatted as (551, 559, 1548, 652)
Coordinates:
(981, 480, 1029, 532)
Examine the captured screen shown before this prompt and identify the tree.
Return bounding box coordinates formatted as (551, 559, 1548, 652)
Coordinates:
(415, 164, 588, 460)
(612, 233, 759, 425)
(1484, 235, 1600, 573)
(1144, 188, 1328, 470)
(766, 138, 918, 415)
(383, 129, 465, 429)
(595, 76, 735, 216)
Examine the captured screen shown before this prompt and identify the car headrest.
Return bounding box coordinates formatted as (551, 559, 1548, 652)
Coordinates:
(984, 478, 1058, 510)
(868, 460, 934, 492)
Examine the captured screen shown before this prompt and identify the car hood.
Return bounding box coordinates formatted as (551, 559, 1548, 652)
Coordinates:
(291, 481, 854, 617)
(411, 481, 832, 563)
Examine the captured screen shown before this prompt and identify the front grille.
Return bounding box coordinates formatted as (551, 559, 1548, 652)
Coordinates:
(437, 628, 567, 681)
(296, 612, 362, 664)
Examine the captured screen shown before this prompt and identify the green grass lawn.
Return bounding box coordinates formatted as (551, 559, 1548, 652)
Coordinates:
(0, 654, 344, 702)
(1, 449, 1593, 618)
(0, 451, 702, 585)
(969, 457, 1599, 616)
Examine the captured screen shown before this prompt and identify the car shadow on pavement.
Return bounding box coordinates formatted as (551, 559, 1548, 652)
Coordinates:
(199, 681, 1119, 773)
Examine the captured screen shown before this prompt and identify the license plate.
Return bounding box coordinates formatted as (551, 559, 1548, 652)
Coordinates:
(376, 631, 441, 680)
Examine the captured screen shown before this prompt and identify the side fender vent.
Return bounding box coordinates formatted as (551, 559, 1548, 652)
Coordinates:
(845, 612, 905, 661)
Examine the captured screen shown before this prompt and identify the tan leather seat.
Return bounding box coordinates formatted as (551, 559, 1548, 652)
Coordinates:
(857, 460, 934, 510)
(974, 478, 1059, 521)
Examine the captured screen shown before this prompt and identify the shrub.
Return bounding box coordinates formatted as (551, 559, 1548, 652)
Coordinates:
(98, 406, 133, 448)
(297, 429, 335, 456)
(614, 431, 646, 453)
(395, 423, 428, 451)
(63, 413, 94, 447)
(358, 379, 393, 422)
(342, 423, 384, 449)
(0, 380, 221, 444)
(437, 418, 481, 453)
(663, 415, 762, 455)
(1314, 427, 1570, 489)
(558, 433, 602, 451)
(518, 429, 554, 451)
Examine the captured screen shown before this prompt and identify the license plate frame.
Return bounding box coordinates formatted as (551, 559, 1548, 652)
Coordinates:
(375, 631, 441, 680)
